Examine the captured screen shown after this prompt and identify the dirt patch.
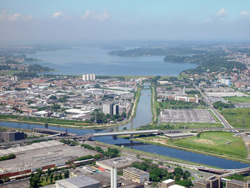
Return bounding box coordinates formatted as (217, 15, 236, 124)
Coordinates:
(195, 139, 216, 145)
(153, 138, 167, 145)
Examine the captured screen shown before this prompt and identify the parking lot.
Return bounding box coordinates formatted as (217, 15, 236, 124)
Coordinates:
(160, 109, 216, 123)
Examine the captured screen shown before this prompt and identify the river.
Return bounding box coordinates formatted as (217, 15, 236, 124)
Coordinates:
(25, 47, 197, 76)
(0, 87, 249, 169)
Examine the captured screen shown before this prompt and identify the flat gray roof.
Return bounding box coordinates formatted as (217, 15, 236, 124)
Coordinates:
(56, 175, 101, 188)
(124, 167, 148, 176)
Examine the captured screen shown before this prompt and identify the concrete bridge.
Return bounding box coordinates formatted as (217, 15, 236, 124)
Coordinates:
(92, 130, 159, 137)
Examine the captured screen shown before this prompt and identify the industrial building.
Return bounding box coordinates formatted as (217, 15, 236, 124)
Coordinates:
(195, 176, 221, 188)
(55, 175, 102, 188)
(102, 103, 119, 116)
(96, 156, 141, 171)
(1, 131, 24, 141)
(123, 167, 149, 184)
(0, 140, 98, 179)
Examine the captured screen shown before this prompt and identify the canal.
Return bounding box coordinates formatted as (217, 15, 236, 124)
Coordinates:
(0, 87, 249, 169)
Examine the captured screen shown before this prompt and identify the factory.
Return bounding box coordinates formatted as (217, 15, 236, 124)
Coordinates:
(55, 175, 102, 188)
(0, 140, 98, 179)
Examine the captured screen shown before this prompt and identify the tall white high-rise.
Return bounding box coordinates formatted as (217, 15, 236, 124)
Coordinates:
(82, 74, 86, 81)
(89, 74, 93, 80)
(92, 73, 96, 81)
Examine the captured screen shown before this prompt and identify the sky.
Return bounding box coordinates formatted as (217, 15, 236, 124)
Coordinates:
(0, 0, 250, 43)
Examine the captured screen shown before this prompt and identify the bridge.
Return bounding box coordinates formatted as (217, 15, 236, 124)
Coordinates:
(92, 130, 159, 137)
(1, 127, 249, 147)
(0, 130, 159, 146)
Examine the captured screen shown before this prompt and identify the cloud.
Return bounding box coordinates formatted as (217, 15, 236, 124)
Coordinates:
(52, 11, 64, 18)
(205, 19, 212, 23)
(0, 10, 32, 21)
(92, 10, 109, 20)
(240, 11, 250, 17)
(0, 10, 7, 21)
(82, 10, 90, 19)
(217, 8, 228, 17)
(82, 9, 109, 21)
(8, 14, 32, 21)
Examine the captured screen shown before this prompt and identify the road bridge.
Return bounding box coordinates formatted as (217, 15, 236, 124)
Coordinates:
(92, 130, 159, 137)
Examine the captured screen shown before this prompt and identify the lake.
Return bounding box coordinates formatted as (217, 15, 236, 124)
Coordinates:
(25, 47, 197, 76)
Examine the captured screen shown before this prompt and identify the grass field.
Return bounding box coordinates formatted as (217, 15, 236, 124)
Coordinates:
(222, 108, 250, 128)
(161, 122, 223, 128)
(0, 71, 21, 75)
(173, 132, 247, 159)
(0, 114, 92, 127)
(223, 97, 250, 103)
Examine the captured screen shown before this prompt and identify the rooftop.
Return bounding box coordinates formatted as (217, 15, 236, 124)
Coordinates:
(124, 167, 148, 175)
(56, 175, 101, 188)
(96, 156, 141, 169)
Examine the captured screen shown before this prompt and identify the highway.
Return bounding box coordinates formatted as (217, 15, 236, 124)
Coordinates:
(194, 85, 238, 133)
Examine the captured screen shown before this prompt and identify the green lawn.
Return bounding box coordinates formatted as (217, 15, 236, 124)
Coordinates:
(173, 132, 247, 159)
(223, 97, 250, 103)
(222, 108, 250, 128)
(0, 71, 22, 75)
(0, 114, 92, 126)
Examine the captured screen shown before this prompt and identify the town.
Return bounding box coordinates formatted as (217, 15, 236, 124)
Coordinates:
(0, 42, 250, 188)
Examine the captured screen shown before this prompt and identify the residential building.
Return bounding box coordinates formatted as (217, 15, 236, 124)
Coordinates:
(82, 73, 96, 81)
(123, 167, 149, 184)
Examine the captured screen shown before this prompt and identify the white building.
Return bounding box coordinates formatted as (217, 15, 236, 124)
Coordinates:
(11, 76, 18, 82)
(82, 73, 96, 81)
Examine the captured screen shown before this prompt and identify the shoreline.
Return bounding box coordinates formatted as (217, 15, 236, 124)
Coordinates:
(130, 137, 250, 164)
(95, 141, 221, 169)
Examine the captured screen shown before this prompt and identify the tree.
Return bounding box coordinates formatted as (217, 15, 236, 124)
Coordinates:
(94, 84, 101, 88)
(175, 174, 181, 181)
(64, 170, 69, 179)
(95, 146, 104, 153)
(58, 173, 62, 180)
(49, 95, 57, 100)
(49, 173, 53, 184)
(176, 180, 193, 187)
(174, 167, 183, 176)
(136, 154, 141, 159)
(94, 154, 101, 160)
(183, 171, 191, 180)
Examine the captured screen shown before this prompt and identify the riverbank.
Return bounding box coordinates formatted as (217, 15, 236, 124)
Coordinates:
(130, 133, 250, 164)
(95, 141, 220, 169)
(150, 85, 157, 124)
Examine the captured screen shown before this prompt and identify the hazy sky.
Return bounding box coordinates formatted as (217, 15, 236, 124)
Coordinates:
(0, 0, 250, 43)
